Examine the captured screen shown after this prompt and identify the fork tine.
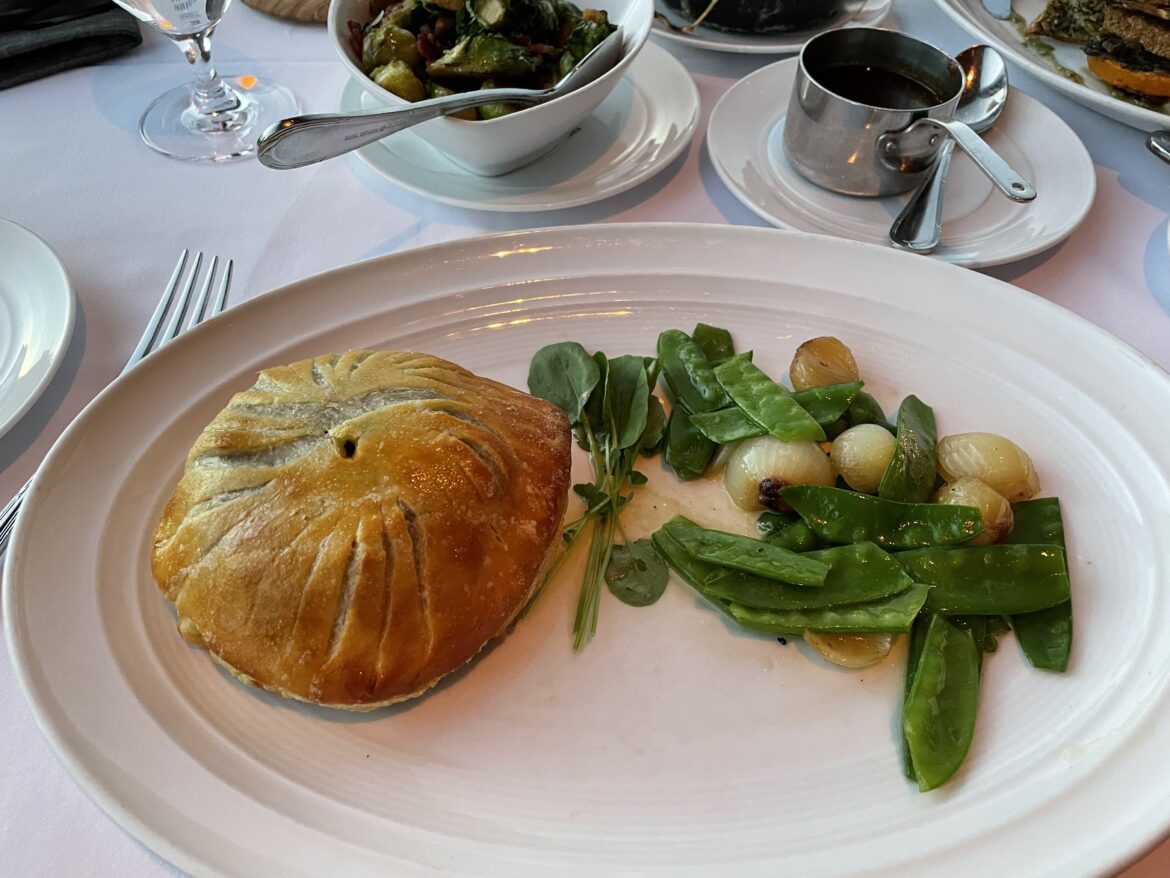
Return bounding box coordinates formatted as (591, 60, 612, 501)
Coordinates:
(186, 255, 218, 332)
(2, 251, 237, 559)
(127, 250, 187, 367)
(157, 251, 202, 350)
(209, 258, 233, 317)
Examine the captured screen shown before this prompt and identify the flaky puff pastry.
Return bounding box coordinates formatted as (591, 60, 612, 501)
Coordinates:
(152, 351, 571, 710)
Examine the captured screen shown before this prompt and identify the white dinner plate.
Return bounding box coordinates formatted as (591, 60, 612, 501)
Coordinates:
(651, 0, 891, 54)
(935, 0, 1170, 131)
(707, 58, 1096, 267)
(8, 224, 1170, 877)
(0, 218, 74, 440)
(344, 42, 699, 212)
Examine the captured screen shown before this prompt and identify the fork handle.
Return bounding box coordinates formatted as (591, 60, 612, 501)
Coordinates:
(0, 479, 30, 557)
(256, 88, 545, 171)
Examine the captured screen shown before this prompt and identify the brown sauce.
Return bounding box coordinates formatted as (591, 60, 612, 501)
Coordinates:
(813, 64, 946, 109)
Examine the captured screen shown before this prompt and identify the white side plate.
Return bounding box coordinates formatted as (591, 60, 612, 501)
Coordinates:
(7, 224, 1170, 878)
(0, 218, 74, 440)
(346, 42, 699, 212)
(707, 58, 1096, 267)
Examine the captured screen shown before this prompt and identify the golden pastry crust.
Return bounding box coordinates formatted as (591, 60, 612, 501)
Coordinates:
(152, 351, 571, 710)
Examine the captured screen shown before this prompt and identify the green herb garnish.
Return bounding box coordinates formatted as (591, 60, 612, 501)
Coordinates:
(527, 342, 667, 649)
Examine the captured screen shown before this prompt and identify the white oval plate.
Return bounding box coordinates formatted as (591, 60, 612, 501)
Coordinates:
(707, 58, 1096, 267)
(0, 218, 74, 440)
(8, 224, 1170, 878)
(651, 0, 890, 54)
(935, 0, 1170, 131)
(345, 42, 699, 212)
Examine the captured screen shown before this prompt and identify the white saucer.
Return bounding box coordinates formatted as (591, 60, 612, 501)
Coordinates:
(342, 42, 699, 212)
(0, 218, 74, 440)
(706, 58, 1097, 267)
(652, 0, 891, 55)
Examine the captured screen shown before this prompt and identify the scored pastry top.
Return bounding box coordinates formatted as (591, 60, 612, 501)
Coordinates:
(152, 350, 571, 710)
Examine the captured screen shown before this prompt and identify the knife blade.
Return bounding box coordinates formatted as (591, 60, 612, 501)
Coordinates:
(981, 0, 1013, 19)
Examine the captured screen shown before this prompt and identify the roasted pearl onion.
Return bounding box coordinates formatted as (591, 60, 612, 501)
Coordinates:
(937, 432, 1040, 502)
(830, 424, 896, 494)
(789, 336, 860, 391)
(932, 477, 1014, 546)
(723, 436, 834, 511)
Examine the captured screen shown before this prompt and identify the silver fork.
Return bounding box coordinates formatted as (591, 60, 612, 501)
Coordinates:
(0, 250, 233, 557)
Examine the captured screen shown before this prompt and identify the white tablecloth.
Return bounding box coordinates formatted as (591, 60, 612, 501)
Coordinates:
(2, 0, 1168, 873)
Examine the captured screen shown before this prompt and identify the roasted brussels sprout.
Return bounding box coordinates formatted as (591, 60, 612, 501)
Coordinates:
(427, 33, 542, 80)
(474, 79, 520, 120)
(371, 60, 426, 101)
(426, 80, 478, 119)
(363, 21, 420, 70)
(471, 0, 559, 43)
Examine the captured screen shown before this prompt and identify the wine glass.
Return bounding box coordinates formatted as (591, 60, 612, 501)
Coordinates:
(112, 0, 300, 162)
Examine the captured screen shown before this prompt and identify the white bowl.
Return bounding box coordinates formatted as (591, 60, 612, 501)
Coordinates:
(329, 0, 653, 176)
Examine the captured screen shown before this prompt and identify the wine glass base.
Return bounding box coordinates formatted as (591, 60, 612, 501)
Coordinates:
(139, 74, 300, 163)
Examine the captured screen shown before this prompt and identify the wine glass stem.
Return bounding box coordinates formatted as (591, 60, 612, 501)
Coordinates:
(173, 26, 241, 118)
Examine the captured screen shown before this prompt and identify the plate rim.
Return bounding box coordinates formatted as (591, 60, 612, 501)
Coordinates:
(7, 222, 1170, 878)
(933, 0, 1170, 132)
(347, 41, 700, 213)
(706, 56, 1097, 267)
(0, 217, 75, 441)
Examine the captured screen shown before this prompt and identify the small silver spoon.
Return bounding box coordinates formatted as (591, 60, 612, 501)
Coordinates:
(889, 45, 1011, 253)
(256, 30, 623, 171)
(1148, 130, 1170, 165)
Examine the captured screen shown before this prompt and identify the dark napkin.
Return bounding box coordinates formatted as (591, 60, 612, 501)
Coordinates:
(0, 0, 141, 90)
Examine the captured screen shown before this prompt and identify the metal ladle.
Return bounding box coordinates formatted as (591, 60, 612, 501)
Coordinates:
(256, 30, 623, 171)
(888, 45, 1015, 252)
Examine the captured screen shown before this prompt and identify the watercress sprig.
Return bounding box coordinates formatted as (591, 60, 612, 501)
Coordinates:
(528, 342, 668, 649)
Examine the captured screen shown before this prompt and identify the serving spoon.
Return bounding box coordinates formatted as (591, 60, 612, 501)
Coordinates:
(256, 29, 623, 171)
(889, 45, 1012, 253)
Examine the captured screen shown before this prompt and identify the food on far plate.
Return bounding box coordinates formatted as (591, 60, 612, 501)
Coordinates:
(350, 0, 616, 118)
(1029, 0, 1170, 102)
(661, 0, 846, 34)
(152, 350, 571, 711)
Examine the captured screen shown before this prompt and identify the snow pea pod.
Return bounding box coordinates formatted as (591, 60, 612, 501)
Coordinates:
(791, 381, 865, 425)
(714, 354, 826, 442)
(699, 542, 914, 610)
(1007, 498, 1072, 672)
(844, 390, 893, 431)
(902, 613, 932, 779)
(757, 511, 824, 553)
(691, 382, 866, 443)
(657, 329, 728, 414)
(781, 485, 983, 549)
(878, 395, 938, 503)
(689, 406, 765, 443)
(692, 323, 736, 365)
(728, 583, 930, 635)
(663, 407, 715, 480)
(903, 614, 981, 791)
(897, 544, 1071, 615)
(949, 615, 1008, 654)
(662, 515, 829, 586)
(650, 528, 738, 622)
